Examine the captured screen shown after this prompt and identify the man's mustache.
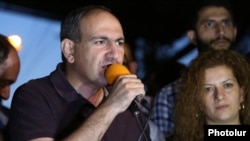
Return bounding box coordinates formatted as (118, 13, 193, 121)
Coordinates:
(211, 36, 232, 44)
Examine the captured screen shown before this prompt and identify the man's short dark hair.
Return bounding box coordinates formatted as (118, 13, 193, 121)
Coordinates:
(188, 0, 234, 30)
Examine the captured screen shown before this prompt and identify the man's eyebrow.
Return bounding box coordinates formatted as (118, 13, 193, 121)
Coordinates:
(90, 37, 125, 42)
(201, 19, 215, 23)
(117, 38, 125, 41)
(90, 36, 108, 40)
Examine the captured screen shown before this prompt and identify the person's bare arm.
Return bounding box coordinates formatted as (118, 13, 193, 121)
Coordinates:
(63, 102, 120, 141)
(29, 104, 118, 141)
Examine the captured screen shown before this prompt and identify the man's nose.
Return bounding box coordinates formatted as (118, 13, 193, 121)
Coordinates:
(217, 24, 225, 37)
(107, 42, 119, 61)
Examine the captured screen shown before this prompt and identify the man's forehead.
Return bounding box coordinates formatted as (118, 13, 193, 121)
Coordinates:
(198, 7, 231, 19)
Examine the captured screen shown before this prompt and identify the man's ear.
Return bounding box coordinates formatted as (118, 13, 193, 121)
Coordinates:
(61, 39, 75, 63)
(187, 30, 197, 45)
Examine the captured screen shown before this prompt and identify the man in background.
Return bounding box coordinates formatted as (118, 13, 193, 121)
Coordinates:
(0, 34, 20, 140)
(151, 0, 237, 137)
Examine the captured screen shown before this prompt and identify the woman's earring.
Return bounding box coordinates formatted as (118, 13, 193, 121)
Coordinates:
(240, 103, 245, 110)
(242, 104, 245, 109)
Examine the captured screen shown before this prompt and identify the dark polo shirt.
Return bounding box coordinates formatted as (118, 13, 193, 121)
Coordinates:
(9, 63, 150, 141)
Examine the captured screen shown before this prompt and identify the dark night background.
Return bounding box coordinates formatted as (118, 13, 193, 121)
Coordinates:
(1, 0, 250, 96)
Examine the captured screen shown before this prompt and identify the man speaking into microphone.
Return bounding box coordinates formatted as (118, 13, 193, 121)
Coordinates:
(8, 5, 151, 141)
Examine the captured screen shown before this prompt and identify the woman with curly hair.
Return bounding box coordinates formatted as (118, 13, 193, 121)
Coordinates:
(169, 49, 250, 141)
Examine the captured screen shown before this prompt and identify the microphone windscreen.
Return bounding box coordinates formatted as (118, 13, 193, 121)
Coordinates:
(105, 64, 130, 85)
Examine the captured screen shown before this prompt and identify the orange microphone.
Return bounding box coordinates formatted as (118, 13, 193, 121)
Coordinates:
(105, 64, 150, 112)
(105, 64, 130, 85)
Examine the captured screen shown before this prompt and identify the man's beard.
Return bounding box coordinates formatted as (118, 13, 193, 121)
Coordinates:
(196, 36, 234, 53)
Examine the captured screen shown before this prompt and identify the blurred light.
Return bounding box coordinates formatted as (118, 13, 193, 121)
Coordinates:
(7, 35, 22, 51)
(177, 48, 198, 66)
